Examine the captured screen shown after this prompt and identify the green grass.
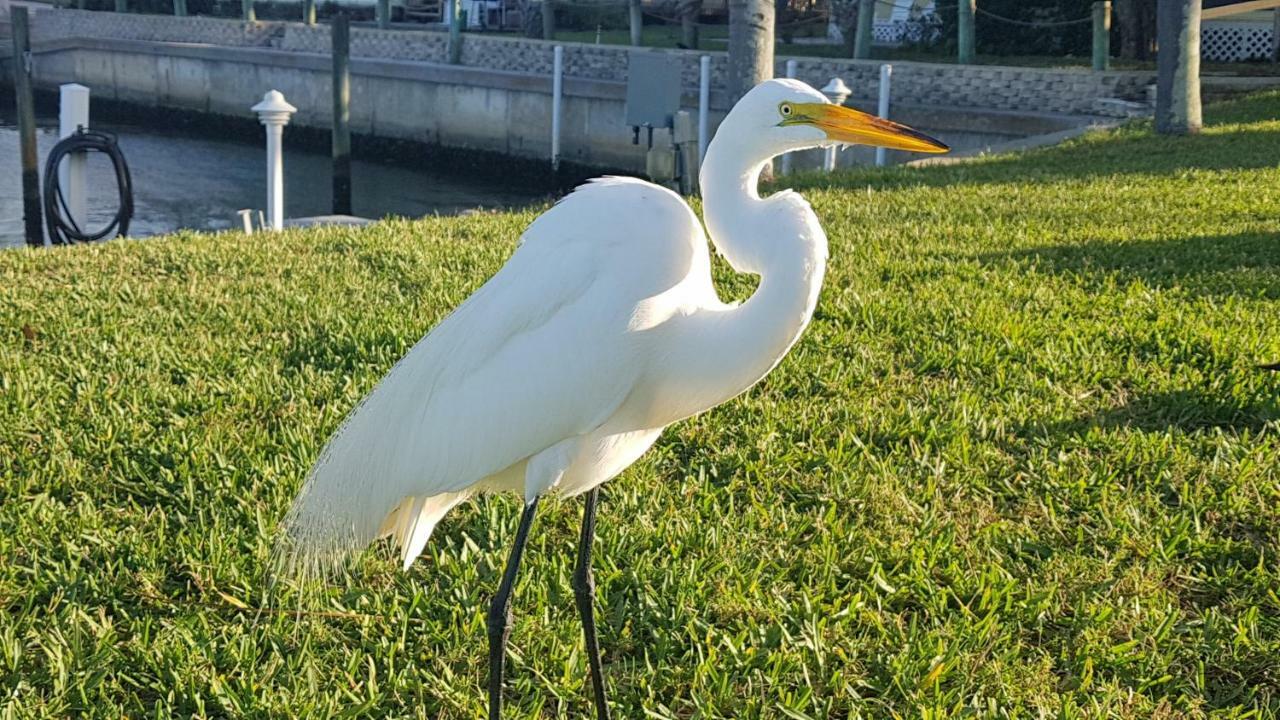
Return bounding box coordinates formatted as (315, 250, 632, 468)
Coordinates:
(4, 94, 1280, 719)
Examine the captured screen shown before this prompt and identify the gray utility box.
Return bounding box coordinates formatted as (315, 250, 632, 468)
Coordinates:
(625, 52, 684, 130)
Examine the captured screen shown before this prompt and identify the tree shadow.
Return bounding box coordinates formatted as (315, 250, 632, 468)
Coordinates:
(975, 231, 1280, 300)
(1025, 388, 1279, 437)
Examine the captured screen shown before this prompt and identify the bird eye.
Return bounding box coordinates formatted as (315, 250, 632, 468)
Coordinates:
(780, 103, 793, 117)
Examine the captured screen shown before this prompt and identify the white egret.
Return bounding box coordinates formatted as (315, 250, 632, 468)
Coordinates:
(277, 78, 947, 718)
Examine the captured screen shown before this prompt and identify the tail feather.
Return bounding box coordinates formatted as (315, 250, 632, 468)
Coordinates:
(277, 481, 471, 580)
(396, 491, 471, 571)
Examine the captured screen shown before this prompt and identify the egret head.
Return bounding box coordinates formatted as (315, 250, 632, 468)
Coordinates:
(720, 78, 949, 159)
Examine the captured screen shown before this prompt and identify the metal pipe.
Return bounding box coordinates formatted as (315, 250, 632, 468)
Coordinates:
(332, 14, 352, 215)
(875, 64, 891, 167)
(780, 59, 797, 175)
(552, 45, 563, 170)
(698, 55, 711, 162)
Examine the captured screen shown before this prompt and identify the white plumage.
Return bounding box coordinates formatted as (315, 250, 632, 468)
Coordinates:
(277, 79, 948, 578)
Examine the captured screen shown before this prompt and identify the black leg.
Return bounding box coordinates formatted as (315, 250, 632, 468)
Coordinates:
(573, 488, 611, 720)
(488, 497, 540, 720)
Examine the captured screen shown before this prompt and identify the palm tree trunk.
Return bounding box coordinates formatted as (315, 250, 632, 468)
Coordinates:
(680, 0, 700, 48)
(727, 0, 774, 103)
(1155, 0, 1201, 134)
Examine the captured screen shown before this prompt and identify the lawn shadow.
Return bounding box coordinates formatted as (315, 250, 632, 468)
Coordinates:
(1026, 388, 1279, 437)
(975, 231, 1280, 300)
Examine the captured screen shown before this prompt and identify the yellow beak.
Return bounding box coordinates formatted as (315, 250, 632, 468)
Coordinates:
(786, 102, 950, 154)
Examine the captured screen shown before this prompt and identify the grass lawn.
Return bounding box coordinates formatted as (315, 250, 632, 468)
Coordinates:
(4, 93, 1280, 718)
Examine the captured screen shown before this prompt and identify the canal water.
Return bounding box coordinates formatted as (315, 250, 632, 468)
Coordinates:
(3, 106, 1036, 249)
(0, 114, 546, 249)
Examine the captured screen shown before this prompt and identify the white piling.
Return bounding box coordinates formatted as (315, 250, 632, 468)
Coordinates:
(780, 59, 797, 175)
(820, 77, 851, 172)
(58, 84, 90, 230)
(876, 64, 892, 167)
(551, 45, 563, 170)
(697, 55, 711, 162)
(250, 90, 297, 232)
(237, 209, 255, 235)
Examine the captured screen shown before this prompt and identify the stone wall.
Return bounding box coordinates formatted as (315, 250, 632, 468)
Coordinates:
(28, 8, 1155, 115)
(29, 7, 280, 46)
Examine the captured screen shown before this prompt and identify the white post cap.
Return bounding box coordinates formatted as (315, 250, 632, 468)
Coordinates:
(251, 90, 297, 126)
(821, 77, 852, 105)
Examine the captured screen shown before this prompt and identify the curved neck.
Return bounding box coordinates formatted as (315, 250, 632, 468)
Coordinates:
(666, 134, 828, 419)
(700, 135, 774, 275)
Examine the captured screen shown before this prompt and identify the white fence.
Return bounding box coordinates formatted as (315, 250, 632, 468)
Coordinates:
(1203, 19, 1274, 62)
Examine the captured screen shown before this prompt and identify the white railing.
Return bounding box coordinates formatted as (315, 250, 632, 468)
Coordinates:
(1202, 19, 1274, 62)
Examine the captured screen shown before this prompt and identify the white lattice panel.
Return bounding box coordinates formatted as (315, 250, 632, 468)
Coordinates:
(1203, 20, 1274, 62)
(873, 21, 903, 44)
(872, 0, 936, 46)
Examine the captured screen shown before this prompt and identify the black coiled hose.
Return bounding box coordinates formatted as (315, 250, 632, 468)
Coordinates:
(42, 128, 134, 245)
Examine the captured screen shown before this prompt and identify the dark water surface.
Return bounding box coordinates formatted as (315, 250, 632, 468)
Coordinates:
(1, 113, 545, 248)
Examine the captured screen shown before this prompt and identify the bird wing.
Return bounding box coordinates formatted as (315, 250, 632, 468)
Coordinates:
(278, 177, 707, 575)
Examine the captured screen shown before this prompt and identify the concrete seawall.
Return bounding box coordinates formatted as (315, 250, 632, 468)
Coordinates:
(22, 35, 676, 170)
(4, 9, 1159, 172)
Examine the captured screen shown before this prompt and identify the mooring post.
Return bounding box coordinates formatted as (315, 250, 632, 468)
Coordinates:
(59, 84, 91, 232)
(252, 90, 297, 232)
(242, 0, 255, 21)
(377, 0, 390, 28)
(551, 45, 563, 170)
(303, 0, 316, 25)
(957, 0, 975, 64)
(875, 64, 891, 167)
(332, 14, 352, 216)
(697, 54, 710, 162)
(680, 0, 698, 49)
(820, 77, 850, 172)
(448, 0, 462, 64)
(674, 110, 698, 195)
(174, 0, 187, 16)
(853, 0, 873, 59)
(11, 8, 42, 247)
(780, 59, 797, 175)
(1273, 8, 1280, 63)
(1092, 1, 1111, 71)
(629, 0, 642, 45)
(542, 0, 556, 39)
